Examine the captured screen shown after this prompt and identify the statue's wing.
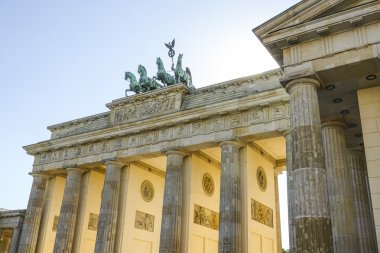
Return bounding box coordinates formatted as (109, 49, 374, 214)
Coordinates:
(172, 39, 175, 47)
(165, 43, 170, 49)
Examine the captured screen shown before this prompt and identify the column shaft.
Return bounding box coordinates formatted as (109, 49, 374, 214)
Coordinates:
(9, 228, 21, 253)
(286, 78, 333, 253)
(159, 151, 185, 253)
(284, 130, 295, 252)
(53, 168, 84, 253)
(348, 150, 379, 253)
(94, 161, 123, 253)
(17, 173, 48, 253)
(322, 121, 359, 252)
(218, 141, 241, 253)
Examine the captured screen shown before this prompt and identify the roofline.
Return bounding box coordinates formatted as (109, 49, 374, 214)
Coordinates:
(252, 0, 319, 38)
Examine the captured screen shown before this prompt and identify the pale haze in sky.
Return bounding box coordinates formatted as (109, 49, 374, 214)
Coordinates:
(0, 0, 300, 249)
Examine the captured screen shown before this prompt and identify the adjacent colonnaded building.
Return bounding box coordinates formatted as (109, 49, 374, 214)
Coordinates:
(1, 0, 380, 252)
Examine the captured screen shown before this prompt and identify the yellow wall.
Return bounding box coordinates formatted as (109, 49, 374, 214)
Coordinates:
(246, 146, 277, 253)
(120, 164, 164, 253)
(358, 86, 380, 249)
(38, 176, 65, 253)
(188, 154, 221, 253)
(77, 171, 104, 253)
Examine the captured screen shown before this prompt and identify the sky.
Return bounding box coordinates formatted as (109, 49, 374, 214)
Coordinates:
(0, 0, 300, 249)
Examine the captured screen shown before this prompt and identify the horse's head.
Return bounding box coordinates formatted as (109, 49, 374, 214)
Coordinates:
(125, 71, 133, 80)
(178, 54, 183, 61)
(156, 57, 162, 65)
(138, 64, 146, 75)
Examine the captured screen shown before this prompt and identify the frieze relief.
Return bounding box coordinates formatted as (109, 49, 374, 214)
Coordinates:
(193, 204, 219, 230)
(251, 199, 273, 227)
(135, 210, 155, 232)
(113, 95, 176, 125)
(35, 102, 289, 166)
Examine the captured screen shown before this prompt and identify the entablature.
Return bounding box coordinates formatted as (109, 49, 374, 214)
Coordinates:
(253, 0, 380, 66)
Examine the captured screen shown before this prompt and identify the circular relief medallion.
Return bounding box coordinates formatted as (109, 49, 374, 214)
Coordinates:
(140, 180, 154, 202)
(256, 166, 267, 192)
(202, 173, 215, 196)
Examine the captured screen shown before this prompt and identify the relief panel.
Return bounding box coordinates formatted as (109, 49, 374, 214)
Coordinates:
(135, 210, 155, 232)
(251, 199, 273, 228)
(193, 204, 219, 230)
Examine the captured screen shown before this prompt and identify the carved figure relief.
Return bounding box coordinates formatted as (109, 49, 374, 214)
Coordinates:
(193, 204, 219, 230)
(256, 166, 267, 191)
(114, 96, 176, 124)
(135, 210, 154, 232)
(52, 215, 59, 231)
(140, 180, 154, 202)
(202, 173, 215, 196)
(88, 213, 99, 231)
(251, 199, 273, 227)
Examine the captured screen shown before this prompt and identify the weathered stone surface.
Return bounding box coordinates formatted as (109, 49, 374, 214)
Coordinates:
(9, 228, 22, 253)
(17, 173, 48, 253)
(219, 141, 241, 253)
(94, 161, 123, 253)
(286, 78, 333, 253)
(322, 121, 359, 252)
(284, 130, 295, 252)
(159, 151, 184, 253)
(348, 150, 379, 253)
(53, 168, 84, 253)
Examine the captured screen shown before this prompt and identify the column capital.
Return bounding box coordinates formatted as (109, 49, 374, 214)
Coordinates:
(219, 140, 243, 148)
(321, 120, 346, 129)
(165, 150, 186, 157)
(28, 171, 50, 179)
(282, 129, 292, 137)
(103, 160, 124, 168)
(65, 167, 87, 173)
(285, 78, 320, 92)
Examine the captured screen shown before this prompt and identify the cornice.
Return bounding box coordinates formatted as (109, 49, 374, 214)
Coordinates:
(24, 87, 289, 155)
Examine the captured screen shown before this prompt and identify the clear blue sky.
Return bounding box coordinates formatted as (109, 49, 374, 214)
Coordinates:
(0, 0, 299, 249)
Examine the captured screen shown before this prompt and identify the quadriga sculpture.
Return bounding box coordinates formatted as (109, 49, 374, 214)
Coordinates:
(173, 54, 194, 89)
(124, 71, 141, 95)
(137, 65, 162, 91)
(156, 57, 176, 86)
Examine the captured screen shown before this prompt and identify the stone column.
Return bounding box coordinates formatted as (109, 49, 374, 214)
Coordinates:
(53, 168, 85, 253)
(95, 161, 123, 253)
(283, 130, 295, 253)
(18, 172, 49, 253)
(9, 228, 22, 253)
(274, 170, 282, 253)
(218, 141, 241, 253)
(159, 151, 185, 253)
(322, 121, 359, 252)
(285, 78, 333, 253)
(348, 150, 379, 253)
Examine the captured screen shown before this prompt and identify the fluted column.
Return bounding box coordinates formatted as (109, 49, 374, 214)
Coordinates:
(348, 150, 379, 253)
(284, 130, 295, 253)
(53, 168, 85, 253)
(9, 228, 22, 253)
(18, 172, 49, 253)
(159, 151, 185, 253)
(285, 78, 333, 253)
(95, 161, 124, 253)
(218, 141, 241, 253)
(322, 121, 359, 252)
(274, 170, 282, 253)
